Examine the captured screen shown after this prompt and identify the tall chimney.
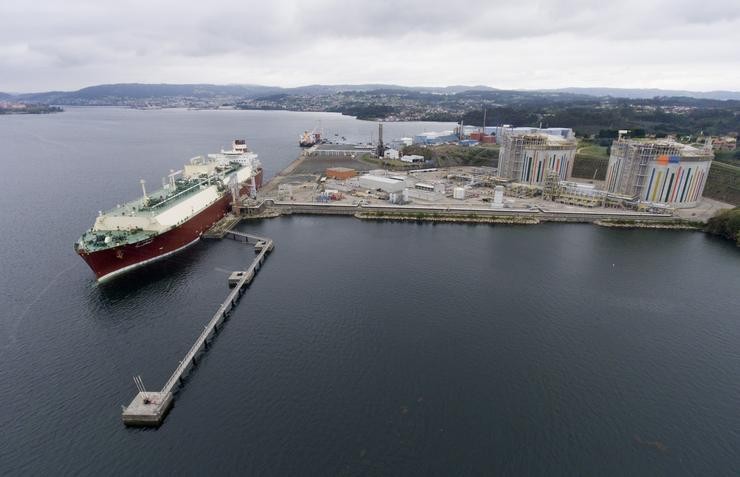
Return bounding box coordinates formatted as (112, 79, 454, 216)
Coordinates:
(376, 122, 384, 156)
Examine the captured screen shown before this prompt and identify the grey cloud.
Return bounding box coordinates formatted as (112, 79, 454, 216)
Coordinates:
(0, 0, 739, 91)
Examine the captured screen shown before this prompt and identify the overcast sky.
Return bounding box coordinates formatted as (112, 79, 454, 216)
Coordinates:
(1, 0, 739, 92)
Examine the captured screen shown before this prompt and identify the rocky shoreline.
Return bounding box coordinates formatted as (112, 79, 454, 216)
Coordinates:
(594, 220, 704, 231)
(355, 212, 539, 225)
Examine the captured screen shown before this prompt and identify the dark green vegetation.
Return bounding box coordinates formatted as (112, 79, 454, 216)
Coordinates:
(713, 149, 740, 168)
(704, 207, 740, 246)
(0, 104, 62, 114)
(397, 144, 499, 168)
(572, 156, 609, 181)
(426, 144, 499, 168)
(458, 95, 740, 137)
(364, 144, 499, 170)
(599, 218, 704, 228)
(326, 104, 396, 121)
(704, 162, 740, 206)
(358, 210, 537, 224)
(572, 141, 610, 180)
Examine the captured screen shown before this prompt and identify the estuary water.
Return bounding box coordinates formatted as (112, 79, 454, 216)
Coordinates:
(0, 108, 739, 475)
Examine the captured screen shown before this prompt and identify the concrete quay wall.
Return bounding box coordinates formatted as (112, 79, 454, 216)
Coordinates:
(262, 201, 679, 224)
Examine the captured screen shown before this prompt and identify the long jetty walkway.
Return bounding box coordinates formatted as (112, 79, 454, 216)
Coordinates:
(121, 226, 274, 426)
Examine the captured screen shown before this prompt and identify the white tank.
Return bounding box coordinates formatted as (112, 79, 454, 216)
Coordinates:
(492, 185, 505, 208)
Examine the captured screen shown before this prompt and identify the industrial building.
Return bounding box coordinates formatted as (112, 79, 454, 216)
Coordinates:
(359, 174, 406, 193)
(461, 125, 497, 136)
(413, 130, 458, 145)
(384, 148, 400, 160)
(401, 154, 425, 163)
(405, 187, 442, 201)
(551, 181, 636, 209)
(710, 136, 736, 152)
(469, 132, 495, 143)
(493, 126, 573, 140)
(604, 138, 713, 208)
(325, 167, 357, 180)
(309, 144, 375, 157)
(497, 127, 577, 186)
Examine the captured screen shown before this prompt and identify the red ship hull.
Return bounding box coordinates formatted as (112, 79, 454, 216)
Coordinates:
(77, 169, 263, 281)
(77, 193, 231, 281)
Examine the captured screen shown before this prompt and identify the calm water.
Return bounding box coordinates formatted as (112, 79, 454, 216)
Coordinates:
(1, 109, 739, 475)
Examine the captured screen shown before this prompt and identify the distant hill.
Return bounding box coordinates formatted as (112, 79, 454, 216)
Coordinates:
(15, 83, 284, 104)
(10, 83, 500, 104)
(8, 83, 738, 104)
(278, 84, 497, 95)
(544, 87, 740, 101)
(10, 83, 740, 104)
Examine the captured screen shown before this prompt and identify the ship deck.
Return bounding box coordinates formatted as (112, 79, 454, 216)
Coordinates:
(77, 162, 250, 252)
(76, 180, 212, 252)
(77, 228, 158, 253)
(107, 176, 224, 219)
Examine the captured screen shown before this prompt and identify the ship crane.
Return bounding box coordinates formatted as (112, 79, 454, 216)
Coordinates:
(167, 169, 182, 189)
(140, 179, 149, 205)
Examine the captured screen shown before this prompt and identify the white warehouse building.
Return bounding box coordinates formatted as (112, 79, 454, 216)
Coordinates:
(359, 174, 406, 193)
(401, 154, 425, 163)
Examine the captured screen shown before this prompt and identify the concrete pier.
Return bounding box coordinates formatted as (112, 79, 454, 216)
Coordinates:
(122, 392, 173, 426)
(121, 226, 273, 427)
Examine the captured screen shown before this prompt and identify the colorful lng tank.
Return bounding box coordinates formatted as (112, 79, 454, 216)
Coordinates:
(497, 127, 577, 186)
(74, 140, 263, 281)
(605, 138, 713, 208)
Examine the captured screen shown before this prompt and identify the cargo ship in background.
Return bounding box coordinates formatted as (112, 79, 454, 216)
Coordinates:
(75, 140, 263, 281)
(299, 127, 323, 147)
